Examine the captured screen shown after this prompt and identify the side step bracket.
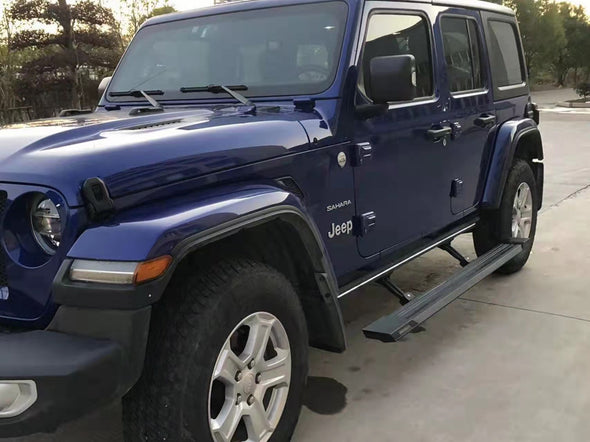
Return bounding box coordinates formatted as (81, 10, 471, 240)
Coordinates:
(439, 242, 470, 267)
(378, 277, 415, 305)
(363, 243, 522, 342)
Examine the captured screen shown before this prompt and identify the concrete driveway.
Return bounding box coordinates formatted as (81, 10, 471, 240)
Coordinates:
(531, 87, 579, 107)
(5, 89, 590, 441)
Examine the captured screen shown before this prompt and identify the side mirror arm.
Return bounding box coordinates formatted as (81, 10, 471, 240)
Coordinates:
(355, 103, 388, 120)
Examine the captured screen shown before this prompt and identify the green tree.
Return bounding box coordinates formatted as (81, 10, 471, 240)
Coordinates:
(146, 5, 177, 19)
(9, 0, 122, 110)
(554, 3, 590, 85)
(506, 0, 566, 81)
(122, 0, 176, 35)
(0, 4, 16, 111)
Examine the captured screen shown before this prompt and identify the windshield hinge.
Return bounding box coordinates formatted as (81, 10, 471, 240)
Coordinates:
(293, 97, 316, 112)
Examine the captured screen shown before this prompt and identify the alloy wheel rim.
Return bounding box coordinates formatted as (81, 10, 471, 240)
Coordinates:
(512, 182, 533, 239)
(208, 312, 291, 442)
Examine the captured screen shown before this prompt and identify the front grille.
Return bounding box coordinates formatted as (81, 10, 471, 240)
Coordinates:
(0, 191, 7, 292)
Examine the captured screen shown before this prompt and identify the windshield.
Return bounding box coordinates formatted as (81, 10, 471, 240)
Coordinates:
(107, 2, 348, 102)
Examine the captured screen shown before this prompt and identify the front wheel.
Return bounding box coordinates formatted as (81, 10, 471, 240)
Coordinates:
(473, 159, 538, 274)
(122, 259, 309, 442)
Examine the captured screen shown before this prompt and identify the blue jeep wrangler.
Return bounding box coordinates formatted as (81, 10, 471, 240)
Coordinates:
(0, 0, 542, 440)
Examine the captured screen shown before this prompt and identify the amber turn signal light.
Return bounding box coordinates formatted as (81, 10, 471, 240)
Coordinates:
(134, 255, 172, 284)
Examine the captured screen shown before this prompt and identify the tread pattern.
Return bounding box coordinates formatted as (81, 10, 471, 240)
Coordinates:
(123, 259, 308, 442)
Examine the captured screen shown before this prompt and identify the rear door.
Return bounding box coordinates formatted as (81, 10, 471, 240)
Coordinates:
(439, 10, 496, 214)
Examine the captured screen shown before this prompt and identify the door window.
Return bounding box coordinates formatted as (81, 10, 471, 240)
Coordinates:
(441, 17, 484, 93)
(359, 13, 433, 100)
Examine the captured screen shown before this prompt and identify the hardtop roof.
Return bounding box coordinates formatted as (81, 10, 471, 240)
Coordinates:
(143, 0, 514, 29)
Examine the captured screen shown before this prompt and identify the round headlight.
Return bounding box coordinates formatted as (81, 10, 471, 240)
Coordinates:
(31, 198, 62, 255)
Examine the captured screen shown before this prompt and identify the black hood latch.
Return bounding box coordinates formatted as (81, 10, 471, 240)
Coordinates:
(82, 177, 116, 220)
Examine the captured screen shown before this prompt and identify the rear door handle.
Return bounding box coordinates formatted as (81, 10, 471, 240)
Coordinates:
(474, 114, 496, 128)
(426, 126, 452, 142)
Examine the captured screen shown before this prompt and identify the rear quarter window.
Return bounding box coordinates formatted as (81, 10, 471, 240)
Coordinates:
(488, 20, 524, 87)
(483, 15, 529, 100)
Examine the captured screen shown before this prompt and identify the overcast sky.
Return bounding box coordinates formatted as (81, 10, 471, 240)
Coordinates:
(172, 0, 214, 10)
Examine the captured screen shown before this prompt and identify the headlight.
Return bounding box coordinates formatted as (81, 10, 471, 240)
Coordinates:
(31, 198, 62, 255)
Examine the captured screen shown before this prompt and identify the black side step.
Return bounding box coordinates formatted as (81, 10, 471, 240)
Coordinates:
(363, 243, 522, 342)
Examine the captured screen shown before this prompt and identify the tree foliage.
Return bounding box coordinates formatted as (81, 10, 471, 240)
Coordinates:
(122, 0, 176, 35)
(575, 82, 590, 99)
(505, 0, 590, 85)
(554, 3, 590, 85)
(8, 0, 123, 110)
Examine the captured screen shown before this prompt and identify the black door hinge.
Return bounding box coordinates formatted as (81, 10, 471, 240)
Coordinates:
(351, 142, 373, 167)
(450, 178, 464, 198)
(354, 211, 377, 236)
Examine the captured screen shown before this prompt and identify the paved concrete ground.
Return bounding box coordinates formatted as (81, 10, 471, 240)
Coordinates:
(531, 87, 579, 107)
(6, 90, 590, 441)
(294, 188, 590, 442)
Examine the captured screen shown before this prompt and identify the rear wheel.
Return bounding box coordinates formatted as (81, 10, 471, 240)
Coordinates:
(122, 259, 308, 442)
(473, 159, 538, 274)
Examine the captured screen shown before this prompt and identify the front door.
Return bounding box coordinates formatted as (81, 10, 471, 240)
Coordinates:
(353, 6, 453, 257)
(439, 12, 495, 214)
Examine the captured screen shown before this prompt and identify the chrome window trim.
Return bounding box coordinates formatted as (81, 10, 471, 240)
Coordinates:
(451, 88, 489, 99)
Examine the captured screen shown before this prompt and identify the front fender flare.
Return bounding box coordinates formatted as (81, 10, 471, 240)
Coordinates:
(56, 184, 346, 350)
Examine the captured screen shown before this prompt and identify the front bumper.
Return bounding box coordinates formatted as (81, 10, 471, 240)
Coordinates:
(0, 306, 151, 437)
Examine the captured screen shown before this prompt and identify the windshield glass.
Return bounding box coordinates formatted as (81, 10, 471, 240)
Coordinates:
(108, 2, 348, 101)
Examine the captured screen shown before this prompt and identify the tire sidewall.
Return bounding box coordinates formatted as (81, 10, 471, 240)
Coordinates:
(473, 160, 538, 273)
(497, 160, 538, 271)
(180, 265, 308, 442)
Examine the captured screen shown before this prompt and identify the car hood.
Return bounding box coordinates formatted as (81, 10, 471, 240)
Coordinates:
(0, 106, 313, 206)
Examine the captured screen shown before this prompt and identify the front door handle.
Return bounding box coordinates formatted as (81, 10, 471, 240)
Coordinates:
(426, 126, 452, 142)
(474, 114, 496, 128)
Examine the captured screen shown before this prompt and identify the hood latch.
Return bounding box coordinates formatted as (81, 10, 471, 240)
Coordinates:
(82, 177, 115, 220)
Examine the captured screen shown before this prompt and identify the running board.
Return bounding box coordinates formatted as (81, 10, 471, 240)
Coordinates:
(339, 219, 477, 299)
(363, 243, 522, 342)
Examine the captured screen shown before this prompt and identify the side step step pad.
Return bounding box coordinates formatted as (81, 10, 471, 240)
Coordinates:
(363, 243, 522, 342)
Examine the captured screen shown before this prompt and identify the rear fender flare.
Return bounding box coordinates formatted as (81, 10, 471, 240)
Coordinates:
(482, 118, 543, 209)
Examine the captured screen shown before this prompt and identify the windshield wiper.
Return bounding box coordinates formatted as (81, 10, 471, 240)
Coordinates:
(180, 84, 254, 108)
(109, 89, 164, 115)
(109, 89, 164, 99)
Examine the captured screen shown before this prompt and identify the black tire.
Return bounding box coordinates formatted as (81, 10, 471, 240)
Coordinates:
(122, 259, 309, 442)
(473, 159, 538, 274)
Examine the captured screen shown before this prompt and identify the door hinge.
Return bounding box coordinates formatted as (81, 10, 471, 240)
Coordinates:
(450, 178, 464, 198)
(351, 142, 373, 167)
(354, 211, 377, 236)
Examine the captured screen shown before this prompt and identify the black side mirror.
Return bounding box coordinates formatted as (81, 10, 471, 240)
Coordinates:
(98, 77, 112, 99)
(368, 55, 416, 104)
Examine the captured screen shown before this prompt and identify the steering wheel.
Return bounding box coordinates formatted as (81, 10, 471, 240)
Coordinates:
(296, 65, 330, 82)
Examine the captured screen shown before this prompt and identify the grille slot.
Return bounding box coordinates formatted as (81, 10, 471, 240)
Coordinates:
(0, 191, 7, 291)
(127, 119, 182, 130)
